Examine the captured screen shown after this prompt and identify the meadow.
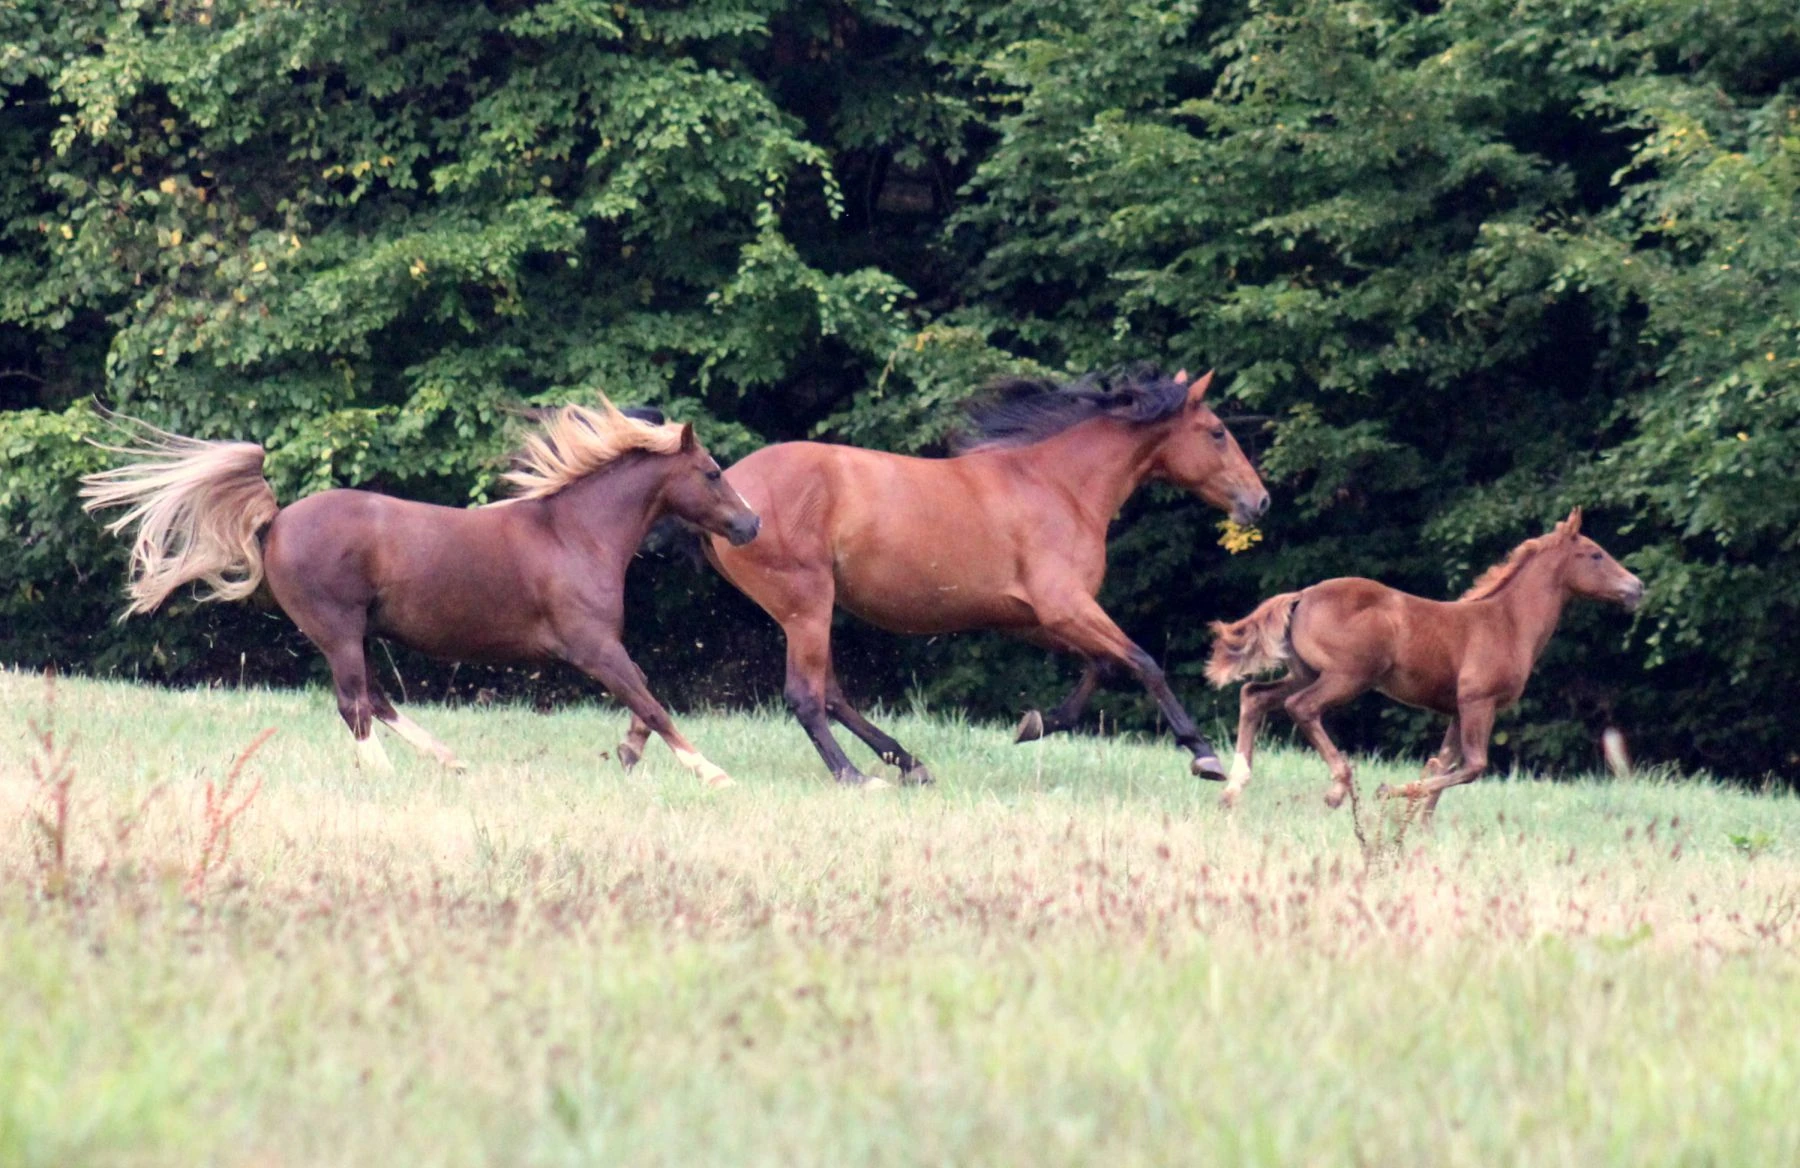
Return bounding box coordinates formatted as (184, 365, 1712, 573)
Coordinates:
(2, 665, 1798, 1166)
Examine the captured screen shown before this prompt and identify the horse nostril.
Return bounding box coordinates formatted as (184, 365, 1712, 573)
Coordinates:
(1255, 493, 1271, 518)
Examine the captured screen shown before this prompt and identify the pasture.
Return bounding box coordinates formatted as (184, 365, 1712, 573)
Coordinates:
(3, 666, 1798, 1166)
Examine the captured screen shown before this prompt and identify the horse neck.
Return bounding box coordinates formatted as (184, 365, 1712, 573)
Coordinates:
(1000, 419, 1166, 524)
(543, 452, 670, 561)
(1489, 545, 1574, 665)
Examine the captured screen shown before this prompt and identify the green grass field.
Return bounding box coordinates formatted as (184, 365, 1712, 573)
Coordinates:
(3, 666, 1798, 1166)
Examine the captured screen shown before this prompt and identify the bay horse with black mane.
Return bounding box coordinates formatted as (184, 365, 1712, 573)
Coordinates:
(1206, 509, 1643, 819)
(625, 366, 1269, 787)
(81, 399, 759, 787)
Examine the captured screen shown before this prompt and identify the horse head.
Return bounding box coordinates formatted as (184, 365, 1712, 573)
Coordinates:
(657, 424, 760, 547)
(1555, 508, 1644, 611)
(1146, 370, 1270, 526)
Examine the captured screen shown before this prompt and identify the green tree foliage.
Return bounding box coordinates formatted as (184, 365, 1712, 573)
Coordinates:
(3, 0, 1796, 779)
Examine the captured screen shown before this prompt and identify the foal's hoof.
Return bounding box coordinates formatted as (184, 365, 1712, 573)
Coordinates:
(617, 743, 642, 772)
(901, 763, 936, 786)
(1013, 710, 1046, 743)
(1375, 783, 1392, 800)
(704, 771, 735, 791)
(1192, 754, 1228, 781)
(1219, 786, 1243, 811)
(1323, 782, 1351, 810)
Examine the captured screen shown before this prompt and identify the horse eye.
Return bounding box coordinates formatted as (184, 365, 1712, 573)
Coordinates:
(705, 470, 722, 482)
(1590, 552, 1602, 560)
(1211, 427, 1227, 441)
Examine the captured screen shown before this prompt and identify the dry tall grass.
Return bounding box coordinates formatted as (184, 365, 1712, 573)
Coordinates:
(2, 667, 1797, 1166)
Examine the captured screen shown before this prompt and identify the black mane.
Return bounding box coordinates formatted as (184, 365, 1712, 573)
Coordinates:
(951, 366, 1190, 454)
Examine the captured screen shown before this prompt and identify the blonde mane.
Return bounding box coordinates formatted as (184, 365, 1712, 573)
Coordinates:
(500, 399, 684, 501)
(1458, 532, 1565, 601)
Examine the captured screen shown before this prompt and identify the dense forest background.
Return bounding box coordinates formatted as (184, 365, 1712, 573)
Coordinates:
(3, 0, 1796, 780)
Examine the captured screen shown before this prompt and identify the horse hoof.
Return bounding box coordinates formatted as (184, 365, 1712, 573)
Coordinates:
(1375, 783, 1392, 800)
(1014, 710, 1045, 743)
(617, 744, 641, 772)
(902, 763, 936, 786)
(705, 772, 735, 790)
(1192, 754, 1228, 781)
(1324, 783, 1350, 809)
(1219, 787, 1242, 811)
(444, 757, 469, 772)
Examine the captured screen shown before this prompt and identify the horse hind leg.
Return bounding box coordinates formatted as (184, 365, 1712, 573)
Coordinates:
(1014, 660, 1107, 744)
(316, 636, 392, 775)
(1220, 673, 1306, 810)
(369, 682, 466, 770)
(617, 712, 652, 771)
(1281, 670, 1368, 809)
(825, 670, 931, 785)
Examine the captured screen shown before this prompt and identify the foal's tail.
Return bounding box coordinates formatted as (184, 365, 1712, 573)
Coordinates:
(79, 414, 279, 617)
(1205, 592, 1302, 687)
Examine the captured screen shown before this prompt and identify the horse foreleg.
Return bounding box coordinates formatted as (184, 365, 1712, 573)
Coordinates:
(1220, 674, 1305, 809)
(1037, 598, 1225, 779)
(1404, 701, 1495, 824)
(369, 684, 466, 770)
(825, 670, 931, 785)
(566, 636, 733, 789)
(781, 617, 883, 788)
(1423, 717, 1462, 778)
(314, 631, 392, 775)
(1014, 660, 1107, 744)
(617, 712, 652, 771)
(1283, 672, 1369, 809)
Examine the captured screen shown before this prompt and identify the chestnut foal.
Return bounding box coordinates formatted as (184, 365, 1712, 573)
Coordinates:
(82, 401, 759, 786)
(1206, 509, 1642, 819)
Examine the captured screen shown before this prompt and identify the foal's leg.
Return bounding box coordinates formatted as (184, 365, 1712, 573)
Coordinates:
(825, 668, 932, 785)
(1014, 661, 1107, 744)
(1034, 595, 1226, 778)
(1282, 671, 1369, 808)
(1220, 673, 1307, 809)
(564, 634, 734, 789)
(368, 682, 466, 770)
(1402, 700, 1495, 824)
(1423, 717, 1462, 777)
(294, 611, 393, 775)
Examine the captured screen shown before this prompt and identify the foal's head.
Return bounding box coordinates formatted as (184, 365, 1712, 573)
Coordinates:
(1145, 370, 1270, 526)
(654, 424, 761, 546)
(1554, 509, 1644, 611)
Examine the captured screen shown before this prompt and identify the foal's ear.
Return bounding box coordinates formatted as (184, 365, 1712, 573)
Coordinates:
(1559, 506, 1583, 537)
(678, 423, 696, 453)
(1185, 369, 1215, 407)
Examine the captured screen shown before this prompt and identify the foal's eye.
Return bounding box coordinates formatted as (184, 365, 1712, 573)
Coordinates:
(705, 470, 723, 482)
(1590, 552, 1603, 560)
(1210, 427, 1227, 442)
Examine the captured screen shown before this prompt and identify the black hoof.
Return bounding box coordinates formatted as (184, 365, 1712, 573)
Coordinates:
(1192, 754, 1228, 781)
(617, 743, 642, 772)
(1014, 710, 1045, 743)
(902, 763, 936, 786)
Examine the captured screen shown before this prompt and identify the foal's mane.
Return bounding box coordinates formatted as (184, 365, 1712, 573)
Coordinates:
(500, 398, 683, 501)
(951, 366, 1190, 454)
(1458, 531, 1567, 601)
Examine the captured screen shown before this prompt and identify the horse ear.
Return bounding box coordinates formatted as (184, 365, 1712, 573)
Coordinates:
(678, 423, 696, 452)
(1563, 506, 1583, 536)
(1174, 369, 1190, 385)
(1186, 369, 1215, 407)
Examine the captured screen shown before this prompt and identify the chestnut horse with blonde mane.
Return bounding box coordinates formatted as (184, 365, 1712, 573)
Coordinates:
(81, 401, 759, 787)
(1206, 509, 1643, 819)
(621, 367, 1269, 787)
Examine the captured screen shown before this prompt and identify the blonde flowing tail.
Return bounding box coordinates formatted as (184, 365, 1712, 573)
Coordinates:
(79, 415, 279, 617)
(1205, 592, 1302, 687)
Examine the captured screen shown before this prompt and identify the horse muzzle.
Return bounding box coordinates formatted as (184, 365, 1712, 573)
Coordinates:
(1232, 490, 1271, 527)
(1619, 579, 1645, 612)
(725, 514, 761, 547)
